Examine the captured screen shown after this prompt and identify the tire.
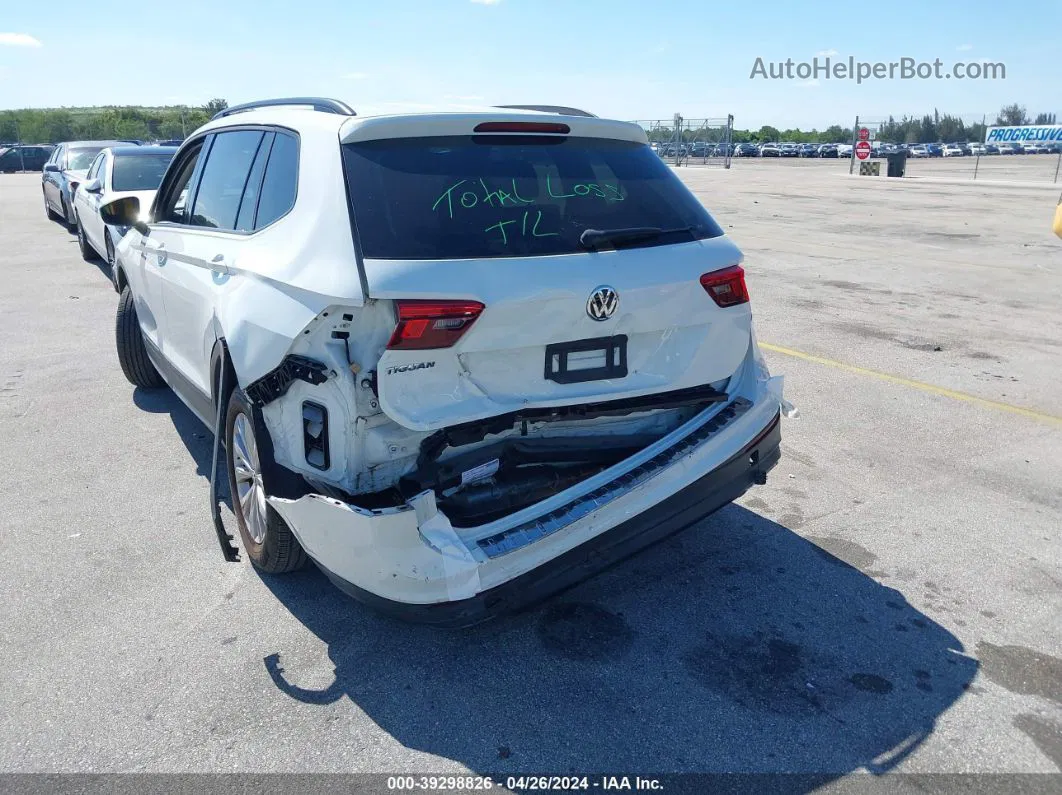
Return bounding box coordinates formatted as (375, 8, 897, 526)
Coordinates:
(76, 218, 97, 261)
(115, 286, 165, 389)
(225, 387, 308, 574)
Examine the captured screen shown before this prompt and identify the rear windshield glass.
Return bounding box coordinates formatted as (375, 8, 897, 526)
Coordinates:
(111, 153, 175, 191)
(343, 135, 724, 259)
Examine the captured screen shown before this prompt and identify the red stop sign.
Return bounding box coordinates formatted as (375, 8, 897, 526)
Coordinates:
(858, 127, 870, 141)
(855, 141, 872, 160)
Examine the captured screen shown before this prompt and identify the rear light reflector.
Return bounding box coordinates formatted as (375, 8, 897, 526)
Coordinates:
(700, 265, 749, 307)
(387, 300, 485, 350)
(473, 121, 570, 134)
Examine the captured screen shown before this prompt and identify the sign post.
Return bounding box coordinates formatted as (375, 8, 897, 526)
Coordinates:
(848, 116, 859, 175)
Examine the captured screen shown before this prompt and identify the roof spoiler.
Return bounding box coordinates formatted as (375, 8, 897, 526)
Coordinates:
(494, 104, 597, 118)
(213, 97, 356, 120)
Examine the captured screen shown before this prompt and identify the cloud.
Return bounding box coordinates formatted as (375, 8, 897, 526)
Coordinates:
(956, 43, 973, 51)
(0, 33, 42, 47)
(815, 49, 838, 58)
(470, 0, 501, 5)
(342, 72, 369, 80)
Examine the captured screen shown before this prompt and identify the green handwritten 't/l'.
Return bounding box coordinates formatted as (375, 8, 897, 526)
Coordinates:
(485, 210, 559, 245)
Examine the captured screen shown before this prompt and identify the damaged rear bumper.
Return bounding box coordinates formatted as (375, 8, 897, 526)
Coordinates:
(267, 389, 782, 627)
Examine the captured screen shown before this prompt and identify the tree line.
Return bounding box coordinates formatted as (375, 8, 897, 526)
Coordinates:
(647, 104, 1059, 146)
(3, 100, 1056, 147)
(0, 100, 229, 144)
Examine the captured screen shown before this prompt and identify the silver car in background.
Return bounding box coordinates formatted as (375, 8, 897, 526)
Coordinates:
(42, 140, 131, 225)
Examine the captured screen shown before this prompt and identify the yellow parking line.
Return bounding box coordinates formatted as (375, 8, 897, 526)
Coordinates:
(759, 342, 1062, 427)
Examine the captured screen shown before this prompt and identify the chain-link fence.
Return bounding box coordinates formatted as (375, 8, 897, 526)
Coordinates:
(850, 112, 1062, 183)
(630, 115, 733, 168)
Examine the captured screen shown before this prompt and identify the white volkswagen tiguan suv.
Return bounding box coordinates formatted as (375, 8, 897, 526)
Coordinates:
(103, 98, 786, 625)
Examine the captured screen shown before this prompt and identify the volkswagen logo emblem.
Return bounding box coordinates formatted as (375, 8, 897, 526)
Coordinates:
(586, 286, 619, 321)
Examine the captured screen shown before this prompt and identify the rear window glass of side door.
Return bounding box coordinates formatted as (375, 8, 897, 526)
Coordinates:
(186, 128, 299, 233)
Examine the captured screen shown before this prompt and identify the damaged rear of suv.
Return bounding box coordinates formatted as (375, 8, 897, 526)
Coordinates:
(105, 98, 787, 626)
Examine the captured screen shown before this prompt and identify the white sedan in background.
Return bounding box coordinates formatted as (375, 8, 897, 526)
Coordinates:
(73, 145, 177, 287)
(942, 144, 965, 157)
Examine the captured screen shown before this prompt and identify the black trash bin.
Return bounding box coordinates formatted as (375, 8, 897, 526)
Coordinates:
(886, 150, 907, 177)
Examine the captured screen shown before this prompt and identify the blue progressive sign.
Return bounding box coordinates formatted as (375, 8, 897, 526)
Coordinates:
(985, 125, 1062, 143)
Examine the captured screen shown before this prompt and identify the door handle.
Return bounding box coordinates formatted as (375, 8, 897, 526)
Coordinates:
(142, 240, 165, 264)
(210, 254, 230, 276)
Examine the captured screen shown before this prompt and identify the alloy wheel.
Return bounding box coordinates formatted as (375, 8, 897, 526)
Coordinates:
(232, 412, 268, 544)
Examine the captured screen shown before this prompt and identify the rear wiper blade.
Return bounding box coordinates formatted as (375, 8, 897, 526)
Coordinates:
(578, 226, 695, 250)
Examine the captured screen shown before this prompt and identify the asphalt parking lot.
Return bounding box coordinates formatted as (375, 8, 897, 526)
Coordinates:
(1, 162, 1060, 784)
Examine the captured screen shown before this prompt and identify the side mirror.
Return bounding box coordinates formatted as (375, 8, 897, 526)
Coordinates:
(101, 196, 148, 235)
(43, 163, 60, 173)
(84, 178, 102, 194)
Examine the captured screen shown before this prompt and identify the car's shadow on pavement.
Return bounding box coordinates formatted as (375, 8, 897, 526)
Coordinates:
(257, 505, 978, 782)
(136, 385, 977, 781)
(132, 385, 232, 510)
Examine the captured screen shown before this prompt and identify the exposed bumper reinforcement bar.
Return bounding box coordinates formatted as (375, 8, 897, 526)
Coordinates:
(316, 410, 781, 628)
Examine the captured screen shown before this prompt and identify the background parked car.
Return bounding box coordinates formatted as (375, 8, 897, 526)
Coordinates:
(72, 145, 178, 285)
(837, 143, 853, 157)
(760, 142, 782, 157)
(818, 144, 839, 158)
(942, 144, 964, 157)
(42, 140, 132, 225)
(968, 143, 987, 156)
(734, 143, 759, 157)
(0, 144, 54, 173)
(798, 143, 819, 157)
(908, 144, 929, 158)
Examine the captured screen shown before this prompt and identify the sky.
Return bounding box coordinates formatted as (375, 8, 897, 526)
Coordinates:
(0, 0, 1058, 130)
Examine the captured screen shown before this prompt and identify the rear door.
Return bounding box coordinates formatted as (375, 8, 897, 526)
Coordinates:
(341, 127, 749, 432)
(154, 128, 297, 397)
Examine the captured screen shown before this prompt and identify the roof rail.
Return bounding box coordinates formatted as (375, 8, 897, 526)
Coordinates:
(213, 97, 356, 120)
(495, 104, 597, 118)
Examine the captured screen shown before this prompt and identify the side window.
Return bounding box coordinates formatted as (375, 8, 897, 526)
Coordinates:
(86, 153, 104, 182)
(156, 142, 204, 224)
(189, 130, 264, 230)
(252, 132, 298, 229)
(234, 133, 273, 232)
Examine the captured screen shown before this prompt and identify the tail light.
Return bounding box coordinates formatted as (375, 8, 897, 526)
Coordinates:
(387, 300, 485, 350)
(700, 265, 749, 307)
